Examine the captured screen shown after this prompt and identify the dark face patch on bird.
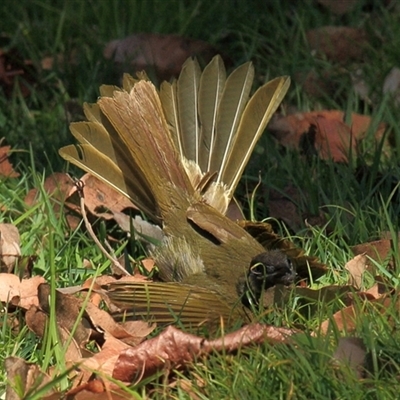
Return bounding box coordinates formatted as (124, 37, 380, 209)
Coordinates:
(241, 250, 297, 308)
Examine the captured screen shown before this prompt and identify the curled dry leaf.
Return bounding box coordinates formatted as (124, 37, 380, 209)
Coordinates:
(113, 324, 297, 382)
(317, 0, 359, 15)
(104, 33, 219, 82)
(38, 284, 92, 353)
(25, 172, 76, 206)
(351, 233, 400, 268)
(0, 45, 36, 98)
(332, 337, 367, 379)
(77, 174, 138, 219)
(0, 273, 45, 308)
(80, 333, 131, 382)
(25, 305, 84, 362)
(24, 172, 81, 229)
(319, 296, 392, 335)
(319, 304, 357, 334)
(269, 110, 387, 162)
(268, 186, 304, 231)
(306, 26, 367, 63)
(0, 223, 21, 272)
(345, 254, 368, 290)
(0, 142, 19, 178)
(5, 356, 53, 400)
(294, 68, 344, 99)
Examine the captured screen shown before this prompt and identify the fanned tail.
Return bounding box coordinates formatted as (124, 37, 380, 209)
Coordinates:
(60, 81, 194, 221)
(159, 55, 290, 215)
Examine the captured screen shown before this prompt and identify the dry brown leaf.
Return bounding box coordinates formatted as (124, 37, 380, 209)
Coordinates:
(25, 172, 76, 206)
(0, 46, 36, 98)
(319, 296, 394, 335)
(66, 380, 133, 399)
(104, 33, 219, 82)
(26, 305, 84, 362)
(113, 324, 297, 382)
(0, 143, 19, 178)
(317, 0, 359, 15)
(294, 68, 344, 99)
(362, 282, 384, 299)
(351, 234, 399, 268)
(5, 356, 53, 400)
(0, 274, 45, 308)
(319, 304, 357, 334)
(345, 254, 368, 290)
(38, 283, 93, 349)
(332, 337, 366, 378)
(269, 111, 387, 162)
(80, 333, 131, 381)
(268, 186, 304, 231)
(38, 281, 154, 349)
(0, 223, 21, 272)
(84, 302, 155, 346)
(306, 26, 367, 63)
(78, 174, 138, 219)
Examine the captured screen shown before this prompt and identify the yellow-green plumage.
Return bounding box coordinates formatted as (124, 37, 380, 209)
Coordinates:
(59, 56, 290, 328)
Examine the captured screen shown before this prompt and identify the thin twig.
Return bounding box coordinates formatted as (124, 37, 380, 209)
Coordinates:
(74, 178, 131, 276)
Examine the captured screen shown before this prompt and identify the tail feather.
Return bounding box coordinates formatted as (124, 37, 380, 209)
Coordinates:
(222, 76, 291, 195)
(198, 55, 226, 171)
(158, 56, 290, 215)
(176, 58, 201, 164)
(211, 61, 254, 182)
(98, 82, 194, 204)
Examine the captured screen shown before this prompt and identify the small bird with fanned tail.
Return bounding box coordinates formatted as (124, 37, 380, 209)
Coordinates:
(59, 55, 296, 329)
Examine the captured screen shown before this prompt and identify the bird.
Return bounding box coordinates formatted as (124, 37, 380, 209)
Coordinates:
(59, 55, 293, 329)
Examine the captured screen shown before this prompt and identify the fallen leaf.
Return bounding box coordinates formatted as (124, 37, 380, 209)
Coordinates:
(0, 223, 21, 272)
(319, 304, 357, 334)
(37, 283, 93, 349)
(0, 45, 36, 98)
(0, 274, 45, 308)
(0, 142, 19, 178)
(306, 26, 367, 63)
(319, 296, 394, 334)
(113, 324, 297, 382)
(268, 186, 304, 231)
(294, 68, 342, 99)
(104, 33, 220, 82)
(80, 333, 131, 381)
(5, 357, 53, 400)
(25, 305, 84, 362)
(351, 235, 399, 267)
(317, 0, 359, 15)
(78, 174, 138, 219)
(382, 67, 400, 106)
(25, 172, 76, 206)
(345, 254, 368, 290)
(332, 337, 366, 378)
(24, 172, 80, 229)
(269, 110, 387, 162)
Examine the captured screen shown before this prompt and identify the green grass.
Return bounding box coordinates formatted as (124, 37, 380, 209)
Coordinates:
(1, 0, 400, 398)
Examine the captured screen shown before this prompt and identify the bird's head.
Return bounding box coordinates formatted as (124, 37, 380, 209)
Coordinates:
(241, 250, 297, 308)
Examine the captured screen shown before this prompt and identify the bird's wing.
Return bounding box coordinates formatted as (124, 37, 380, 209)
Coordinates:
(106, 281, 247, 330)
